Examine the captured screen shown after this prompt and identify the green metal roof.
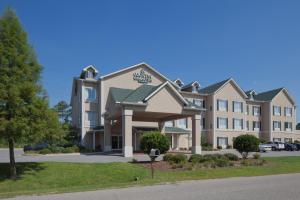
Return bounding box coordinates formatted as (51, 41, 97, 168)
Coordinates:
(110, 87, 133, 102)
(165, 127, 190, 134)
(123, 84, 161, 103)
(253, 88, 284, 101)
(199, 78, 230, 95)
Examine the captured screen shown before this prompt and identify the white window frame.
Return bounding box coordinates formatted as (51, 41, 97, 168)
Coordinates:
(253, 106, 261, 116)
(285, 122, 292, 131)
(84, 87, 97, 102)
(85, 111, 98, 127)
(217, 117, 228, 130)
(193, 99, 204, 108)
(253, 121, 261, 131)
(273, 106, 281, 116)
(233, 118, 243, 130)
(273, 121, 281, 131)
(217, 100, 228, 111)
(285, 107, 292, 117)
(233, 101, 243, 113)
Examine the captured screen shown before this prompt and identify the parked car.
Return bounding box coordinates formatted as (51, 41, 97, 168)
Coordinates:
(292, 143, 300, 151)
(259, 144, 272, 152)
(23, 142, 49, 152)
(285, 143, 297, 151)
(266, 142, 285, 151)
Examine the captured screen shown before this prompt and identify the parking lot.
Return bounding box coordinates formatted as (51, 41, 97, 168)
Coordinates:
(1, 148, 300, 164)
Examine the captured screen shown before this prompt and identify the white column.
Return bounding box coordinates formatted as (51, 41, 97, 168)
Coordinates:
(104, 119, 112, 152)
(122, 109, 133, 157)
(158, 121, 166, 134)
(192, 115, 202, 154)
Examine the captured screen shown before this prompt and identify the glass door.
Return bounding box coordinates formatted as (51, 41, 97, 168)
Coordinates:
(111, 136, 123, 150)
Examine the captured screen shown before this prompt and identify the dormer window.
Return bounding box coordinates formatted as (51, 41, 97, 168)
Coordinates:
(192, 86, 198, 93)
(80, 65, 98, 79)
(86, 71, 94, 79)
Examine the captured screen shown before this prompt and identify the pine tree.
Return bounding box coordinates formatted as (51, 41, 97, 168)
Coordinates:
(0, 8, 62, 179)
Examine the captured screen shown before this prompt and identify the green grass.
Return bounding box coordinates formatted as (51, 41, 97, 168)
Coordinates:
(1, 157, 300, 198)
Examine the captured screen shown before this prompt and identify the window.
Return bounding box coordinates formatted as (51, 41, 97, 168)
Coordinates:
(246, 105, 250, 115)
(253, 106, 261, 116)
(233, 101, 243, 113)
(285, 107, 292, 117)
(178, 118, 187, 129)
(85, 111, 97, 127)
(217, 100, 228, 111)
(84, 87, 97, 102)
(192, 86, 198, 93)
(285, 122, 292, 131)
(284, 138, 292, 143)
(193, 99, 205, 108)
(273, 121, 281, 131)
(233, 118, 243, 130)
(165, 121, 174, 127)
(246, 121, 249, 130)
(273, 106, 281, 116)
(86, 71, 94, 78)
(217, 137, 228, 149)
(202, 118, 206, 129)
(273, 138, 281, 142)
(253, 121, 261, 131)
(217, 117, 228, 129)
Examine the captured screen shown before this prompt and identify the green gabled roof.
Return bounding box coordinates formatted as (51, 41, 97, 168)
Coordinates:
(199, 78, 231, 94)
(253, 88, 284, 101)
(123, 84, 161, 103)
(165, 127, 190, 134)
(110, 87, 133, 102)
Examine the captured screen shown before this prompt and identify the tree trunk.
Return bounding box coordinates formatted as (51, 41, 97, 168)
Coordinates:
(8, 138, 17, 179)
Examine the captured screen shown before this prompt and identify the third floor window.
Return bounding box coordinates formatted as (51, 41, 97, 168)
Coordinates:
(285, 107, 292, 117)
(233, 101, 243, 113)
(217, 100, 228, 111)
(84, 87, 97, 102)
(273, 106, 281, 116)
(253, 106, 261, 116)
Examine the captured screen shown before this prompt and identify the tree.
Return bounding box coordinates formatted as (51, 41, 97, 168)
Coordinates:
(53, 101, 71, 124)
(0, 8, 62, 178)
(233, 135, 260, 159)
(140, 131, 170, 178)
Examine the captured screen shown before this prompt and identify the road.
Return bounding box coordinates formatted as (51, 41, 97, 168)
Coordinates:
(5, 173, 300, 200)
(1, 148, 300, 163)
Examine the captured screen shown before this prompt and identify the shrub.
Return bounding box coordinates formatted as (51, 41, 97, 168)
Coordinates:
(164, 154, 188, 164)
(226, 145, 232, 149)
(48, 146, 64, 153)
(233, 135, 260, 159)
(224, 153, 239, 161)
(253, 153, 261, 160)
(189, 154, 204, 163)
(163, 154, 174, 162)
(215, 158, 230, 167)
(203, 154, 226, 161)
(217, 146, 222, 150)
(202, 144, 213, 151)
(140, 131, 170, 156)
(39, 148, 51, 154)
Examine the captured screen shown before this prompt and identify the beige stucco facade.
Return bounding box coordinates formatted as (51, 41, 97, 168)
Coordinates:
(71, 63, 299, 155)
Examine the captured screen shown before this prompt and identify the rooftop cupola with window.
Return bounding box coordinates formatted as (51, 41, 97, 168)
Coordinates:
(80, 65, 99, 80)
(181, 81, 201, 93)
(245, 90, 257, 100)
(173, 78, 184, 88)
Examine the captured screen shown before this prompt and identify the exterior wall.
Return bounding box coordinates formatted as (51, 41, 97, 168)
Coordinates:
(245, 101, 263, 139)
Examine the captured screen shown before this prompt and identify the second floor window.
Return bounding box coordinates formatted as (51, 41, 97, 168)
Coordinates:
(233, 118, 243, 130)
(285, 107, 292, 117)
(253, 121, 261, 131)
(202, 118, 206, 129)
(193, 99, 205, 108)
(85, 111, 97, 126)
(273, 106, 281, 116)
(253, 106, 261, 116)
(217, 117, 228, 129)
(84, 87, 97, 102)
(233, 101, 243, 113)
(284, 122, 292, 131)
(165, 121, 174, 127)
(178, 118, 187, 129)
(273, 121, 281, 131)
(217, 100, 228, 111)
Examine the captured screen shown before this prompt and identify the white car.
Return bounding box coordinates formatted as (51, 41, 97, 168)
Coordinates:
(259, 144, 272, 152)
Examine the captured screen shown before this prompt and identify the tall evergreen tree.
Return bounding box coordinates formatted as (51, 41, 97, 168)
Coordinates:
(53, 101, 71, 124)
(0, 8, 62, 179)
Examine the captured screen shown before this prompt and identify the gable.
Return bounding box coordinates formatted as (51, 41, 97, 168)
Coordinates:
(145, 87, 185, 114)
(215, 81, 246, 101)
(272, 90, 295, 106)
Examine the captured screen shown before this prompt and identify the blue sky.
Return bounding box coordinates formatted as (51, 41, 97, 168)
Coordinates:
(1, 0, 300, 120)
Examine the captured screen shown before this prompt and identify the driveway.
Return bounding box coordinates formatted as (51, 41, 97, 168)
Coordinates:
(1, 148, 300, 163)
(4, 173, 300, 200)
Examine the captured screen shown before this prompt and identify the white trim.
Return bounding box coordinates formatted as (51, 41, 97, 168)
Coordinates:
(100, 62, 180, 89)
(82, 65, 98, 74)
(144, 81, 188, 105)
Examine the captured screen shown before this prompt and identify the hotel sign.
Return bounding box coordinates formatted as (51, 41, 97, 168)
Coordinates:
(133, 69, 152, 84)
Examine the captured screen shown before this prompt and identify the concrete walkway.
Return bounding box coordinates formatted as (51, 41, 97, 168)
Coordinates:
(5, 173, 300, 200)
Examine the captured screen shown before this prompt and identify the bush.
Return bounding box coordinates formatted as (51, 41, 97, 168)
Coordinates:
(217, 146, 222, 150)
(233, 135, 260, 159)
(253, 153, 261, 160)
(163, 153, 188, 164)
(189, 154, 204, 163)
(224, 153, 239, 161)
(39, 148, 51, 154)
(202, 144, 213, 151)
(140, 131, 170, 156)
(48, 146, 64, 153)
(215, 158, 230, 167)
(226, 145, 232, 149)
(203, 154, 226, 161)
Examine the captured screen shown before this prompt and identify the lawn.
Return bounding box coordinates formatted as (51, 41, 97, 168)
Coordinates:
(1, 157, 300, 198)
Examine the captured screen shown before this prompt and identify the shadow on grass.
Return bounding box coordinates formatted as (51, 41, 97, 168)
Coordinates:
(0, 162, 46, 181)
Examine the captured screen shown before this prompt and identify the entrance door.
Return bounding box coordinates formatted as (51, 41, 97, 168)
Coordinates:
(111, 136, 123, 150)
(217, 137, 228, 149)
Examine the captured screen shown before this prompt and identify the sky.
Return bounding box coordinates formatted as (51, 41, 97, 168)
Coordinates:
(0, 0, 300, 120)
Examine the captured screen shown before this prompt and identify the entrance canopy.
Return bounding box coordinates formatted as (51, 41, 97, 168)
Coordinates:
(105, 81, 204, 122)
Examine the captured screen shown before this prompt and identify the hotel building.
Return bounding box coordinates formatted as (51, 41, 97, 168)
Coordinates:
(70, 63, 299, 157)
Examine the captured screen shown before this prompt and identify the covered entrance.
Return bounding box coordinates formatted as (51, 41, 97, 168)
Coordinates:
(104, 81, 205, 157)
